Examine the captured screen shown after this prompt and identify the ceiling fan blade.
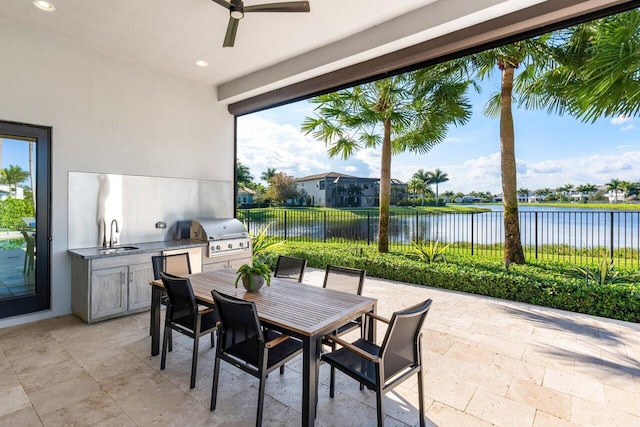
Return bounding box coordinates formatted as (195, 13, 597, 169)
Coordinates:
(244, 1, 310, 13)
(223, 17, 240, 47)
(211, 0, 232, 10)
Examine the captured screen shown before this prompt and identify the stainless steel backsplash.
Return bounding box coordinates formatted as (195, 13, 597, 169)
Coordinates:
(68, 172, 233, 249)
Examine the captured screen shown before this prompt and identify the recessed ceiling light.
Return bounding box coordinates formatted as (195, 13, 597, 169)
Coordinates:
(195, 60, 209, 67)
(33, 1, 56, 12)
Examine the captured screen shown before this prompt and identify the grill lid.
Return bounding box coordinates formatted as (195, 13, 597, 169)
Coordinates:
(191, 218, 248, 241)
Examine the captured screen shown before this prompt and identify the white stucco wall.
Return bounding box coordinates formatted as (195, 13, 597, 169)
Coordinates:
(0, 19, 234, 327)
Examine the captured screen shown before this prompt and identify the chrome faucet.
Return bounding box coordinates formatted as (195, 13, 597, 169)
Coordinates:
(102, 219, 108, 247)
(109, 219, 119, 248)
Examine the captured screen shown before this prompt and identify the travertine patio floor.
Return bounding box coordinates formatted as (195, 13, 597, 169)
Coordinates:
(0, 268, 638, 426)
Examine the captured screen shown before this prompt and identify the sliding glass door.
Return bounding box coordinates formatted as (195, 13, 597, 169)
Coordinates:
(0, 121, 50, 319)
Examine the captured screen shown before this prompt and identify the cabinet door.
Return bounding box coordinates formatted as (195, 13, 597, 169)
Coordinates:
(128, 262, 155, 311)
(202, 260, 229, 272)
(90, 266, 128, 320)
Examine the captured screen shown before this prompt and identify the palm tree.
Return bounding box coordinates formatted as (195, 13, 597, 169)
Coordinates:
(1, 164, 29, 197)
(406, 178, 424, 206)
(469, 36, 555, 264)
(619, 181, 637, 201)
(428, 169, 449, 206)
(606, 179, 622, 203)
(236, 161, 253, 187)
(411, 169, 431, 206)
(260, 167, 277, 183)
(556, 183, 574, 202)
(302, 65, 472, 252)
(540, 10, 640, 123)
(535, 188, 552, 201)
(517, 188, 530, 201)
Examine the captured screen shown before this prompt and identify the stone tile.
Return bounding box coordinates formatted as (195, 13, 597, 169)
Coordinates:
(478, 335, 527, 359)
(444, 341, 496, 367)
(543, 369, 605, 404)
(0, 406, 42, 426)
(491, 354, 546, 385)
(605, 384, 640, 417)
(466, 388, 536, 427)
(0, 385, 31, 418)
(40, 392, 128, 427)
(458, 362, 512, 396)
(507, 379, 572, 420)
(362, 383, 432, 427)
(571, 396, 640, 427)
(533, 411, 580, 427)
(422, 369, 477, 411)
(425, 401, 492, 427)
(28, 374, 102, 415)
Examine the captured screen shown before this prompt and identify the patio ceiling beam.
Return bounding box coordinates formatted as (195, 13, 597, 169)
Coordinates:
(226, 0, 637, 116)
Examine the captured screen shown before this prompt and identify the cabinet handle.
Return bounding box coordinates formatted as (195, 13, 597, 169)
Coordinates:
(129, 271, 134, 283)
(121, 272, 126, 283)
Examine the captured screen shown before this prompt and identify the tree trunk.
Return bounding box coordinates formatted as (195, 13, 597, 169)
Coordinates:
(378, 119, 392, 253)
(500, 66, 525, 264)
(435, 184, 439, 207)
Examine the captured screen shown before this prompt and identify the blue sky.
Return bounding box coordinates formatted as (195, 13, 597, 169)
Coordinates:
(0, 138, 31, 174)
(238, 75, 639, 194)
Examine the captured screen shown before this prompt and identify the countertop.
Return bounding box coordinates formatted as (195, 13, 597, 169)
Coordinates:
(67, 239, 206, 260)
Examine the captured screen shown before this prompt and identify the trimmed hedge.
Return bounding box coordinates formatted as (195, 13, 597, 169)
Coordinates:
(256, 242, 640, 323)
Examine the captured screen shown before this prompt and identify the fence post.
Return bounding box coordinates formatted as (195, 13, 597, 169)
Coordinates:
(535, 212, 539, 260)
(415, 212, 419, 242)
(323, 211, 327, 243)
(367, 212, 371, 246)
(283, 210, 287, 241)
(610, 211, 614, 260)
(470, 212, 474, 256)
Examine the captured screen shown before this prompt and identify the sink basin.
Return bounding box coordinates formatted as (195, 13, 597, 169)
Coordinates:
(98, 246, 139, 255)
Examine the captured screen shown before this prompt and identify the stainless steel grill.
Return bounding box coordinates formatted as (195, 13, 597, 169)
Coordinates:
(190, 218, 251, 258)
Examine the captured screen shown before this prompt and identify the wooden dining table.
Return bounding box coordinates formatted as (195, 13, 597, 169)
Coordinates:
(149, 268, 377, 426)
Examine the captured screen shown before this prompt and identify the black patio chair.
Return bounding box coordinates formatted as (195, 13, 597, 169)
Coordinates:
(160, 272, 218, 389)
(321, 299, 433, 427)
(274, 255, 307, 282)
(150, 252, 192, 338)
(210, 290, 303, 427)
(322, 265, 368, 390)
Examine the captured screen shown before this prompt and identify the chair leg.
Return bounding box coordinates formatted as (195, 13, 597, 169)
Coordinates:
(211, 330, 215, 348)
(210, 354, 221, 410)
(190, 335, 200, 389)
(375, 389, 385, 427)
(330, 365, 336, 398)
(160, 327, 169, 370)
(168, 329, 173, 352)
(256, 374, 267, 427)
(279, 365, 285, 375)
(417, 371, 425, 427)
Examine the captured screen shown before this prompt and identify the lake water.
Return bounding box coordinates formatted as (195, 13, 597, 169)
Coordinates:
(241, 205, 640, 252)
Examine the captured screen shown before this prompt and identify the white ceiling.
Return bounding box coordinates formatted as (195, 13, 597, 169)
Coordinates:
(0, 0, 623, 104)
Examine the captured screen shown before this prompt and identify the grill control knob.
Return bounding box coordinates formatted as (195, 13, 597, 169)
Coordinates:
(239, 242, 244, 247)
(216, 245, 221, 250)
(228, 243, 233, 249)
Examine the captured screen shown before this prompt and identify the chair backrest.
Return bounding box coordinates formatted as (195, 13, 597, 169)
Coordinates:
(152, 253, 192, 280)
(160, 272, 198, 324)
(211, 290, 264, 350)
(379, 299, 432, 383)
(322, 265, 366, 295)
(274, 255, 307, 282)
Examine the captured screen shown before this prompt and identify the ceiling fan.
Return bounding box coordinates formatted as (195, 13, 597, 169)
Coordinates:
(211, 0, 311, 47)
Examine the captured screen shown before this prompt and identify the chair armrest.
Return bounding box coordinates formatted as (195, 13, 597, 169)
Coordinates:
(265, 334, 291, 348)
(365, 311, 390, 324)
(325, 334, 380, 363)
(197, 305, 213, 314)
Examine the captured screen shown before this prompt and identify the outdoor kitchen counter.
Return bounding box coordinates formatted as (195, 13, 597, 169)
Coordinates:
(67, 239, 206, 260)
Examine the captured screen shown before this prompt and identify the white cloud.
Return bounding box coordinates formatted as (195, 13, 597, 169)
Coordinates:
(344, 165, 359, 173)
(611, 115, 636, 131)
(611, 116, 633, 125)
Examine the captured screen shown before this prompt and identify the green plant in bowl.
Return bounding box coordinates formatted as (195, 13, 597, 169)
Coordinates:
(234, 262, 272, 292)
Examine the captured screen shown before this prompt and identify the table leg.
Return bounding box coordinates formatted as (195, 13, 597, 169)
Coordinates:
(151, 286, 162, 356)
(302, 336, 320, 426)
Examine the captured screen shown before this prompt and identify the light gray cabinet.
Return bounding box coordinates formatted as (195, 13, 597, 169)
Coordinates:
(71, 252, 160, 323)
(202, 251, 252, 272)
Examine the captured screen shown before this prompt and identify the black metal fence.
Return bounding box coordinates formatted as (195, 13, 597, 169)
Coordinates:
(237, 209, 640, 268)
